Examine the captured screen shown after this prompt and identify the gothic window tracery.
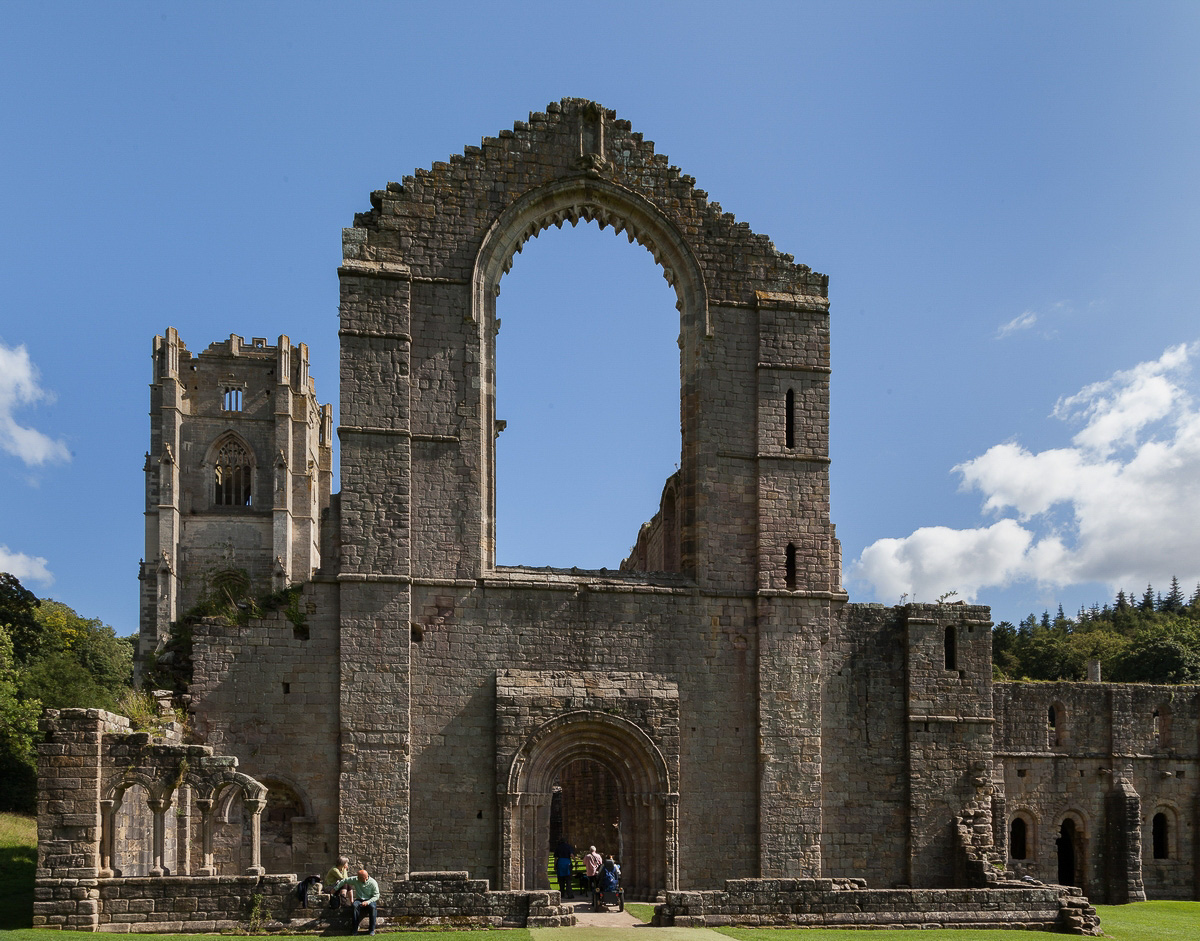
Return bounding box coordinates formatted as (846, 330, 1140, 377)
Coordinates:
(214, 438, 253, 507)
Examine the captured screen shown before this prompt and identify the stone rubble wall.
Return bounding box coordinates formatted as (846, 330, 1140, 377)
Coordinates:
(386, 871, 575, 928)
(653, 878, 1101, 935)
(35, 874, 294, 933)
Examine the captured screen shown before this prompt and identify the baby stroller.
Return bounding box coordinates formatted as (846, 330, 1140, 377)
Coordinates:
(592, 859, 624, 912)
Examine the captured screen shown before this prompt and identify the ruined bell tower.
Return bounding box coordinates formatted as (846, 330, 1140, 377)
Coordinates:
(136, 329, 333, 669)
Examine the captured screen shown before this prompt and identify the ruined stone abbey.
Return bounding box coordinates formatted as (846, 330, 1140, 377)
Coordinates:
(35, 100, 1197, 931)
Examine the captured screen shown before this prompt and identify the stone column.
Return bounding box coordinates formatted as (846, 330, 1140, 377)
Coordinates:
(498, 793, 517, 890)
(148, 798, 170, 876)
(195, 799, 216, 875)
(244, 797, 266, 875)
(664, 792, 679, 891)
(1194, 792, 1200, 901)
(1104, 774, 1145, 902)
(530, 794, 551, 891)
(98, 800, 115, 878)
(176, 786, 191, 875)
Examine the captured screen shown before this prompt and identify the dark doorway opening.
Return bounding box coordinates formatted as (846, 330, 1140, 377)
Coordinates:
(1056, 818, 1079, 886)
(1009, 817, 1028, 860)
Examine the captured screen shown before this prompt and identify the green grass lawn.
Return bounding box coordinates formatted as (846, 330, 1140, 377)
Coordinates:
(0, 811, 36, 931)
(1093, 900, 1200, 941)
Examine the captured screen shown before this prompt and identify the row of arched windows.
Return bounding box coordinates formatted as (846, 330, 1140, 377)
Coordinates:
(1009, 809, 1176, 863)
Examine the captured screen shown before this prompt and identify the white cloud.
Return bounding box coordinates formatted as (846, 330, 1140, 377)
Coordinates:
(0, 340, 70, 466)
(1053, 342, 1192, 456)
(851, 341, 1200, 602)
(996, 310, 1038, 338)
(0, 545, 54, 585)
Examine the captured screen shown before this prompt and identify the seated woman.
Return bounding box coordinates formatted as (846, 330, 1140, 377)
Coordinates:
(599, 856, 620, 892)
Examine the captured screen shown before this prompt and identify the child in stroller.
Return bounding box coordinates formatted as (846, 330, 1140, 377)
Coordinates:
(592, 855, 624, 912)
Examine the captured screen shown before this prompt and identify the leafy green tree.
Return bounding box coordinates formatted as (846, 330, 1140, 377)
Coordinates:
(0, 573, 40, 663)
(1111, 631, 1200, 683)
(32, 600, 132, 698)
(0, 575, 133, 810)
(0, 625, 39, 812)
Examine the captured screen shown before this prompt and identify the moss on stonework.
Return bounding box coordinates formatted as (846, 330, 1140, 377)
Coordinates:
(145, 576, 308, 696)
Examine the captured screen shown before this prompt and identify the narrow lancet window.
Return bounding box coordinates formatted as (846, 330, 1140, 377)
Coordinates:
(1153, 812, 1169, 859)
(944, 625, 957, 670)
(1010, 818, 1028, 860)
(785, 543, 797, 589)
(1047, 702, 1067, 748)
(1152, 706, 1171, 749)
(214, 438, 253, 507)
(785, 388, 795, 449)
(222, 387, 243, 412)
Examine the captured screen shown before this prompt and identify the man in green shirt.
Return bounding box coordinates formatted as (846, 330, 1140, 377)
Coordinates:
(333, 868, 380, 935)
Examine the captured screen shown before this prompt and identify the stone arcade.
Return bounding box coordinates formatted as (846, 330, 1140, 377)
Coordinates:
(35, 100, 1197, 932)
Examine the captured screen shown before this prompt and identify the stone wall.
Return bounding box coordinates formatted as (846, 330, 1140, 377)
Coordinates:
(91, 874, 294, 933)
(387, 871, 573, 928)
(653, 878, 1100, 934)
(821, 605, 910, 884)
(406, 576, 756, 892)
(187, 584, 341, 877)
(995, 682, 1200, 902)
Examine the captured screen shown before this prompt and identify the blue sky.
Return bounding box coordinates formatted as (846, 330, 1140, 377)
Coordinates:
(3, 1, 1200, 634)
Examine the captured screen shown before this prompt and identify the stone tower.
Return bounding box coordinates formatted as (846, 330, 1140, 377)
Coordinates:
(136, 329, 333, 668)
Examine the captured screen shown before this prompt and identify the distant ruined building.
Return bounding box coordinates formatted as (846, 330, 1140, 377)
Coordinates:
(35, 100, 1196, 932)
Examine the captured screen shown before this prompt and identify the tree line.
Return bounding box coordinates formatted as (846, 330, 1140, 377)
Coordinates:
(0, 573, 134, 812)
(993, 577, 1200, 684)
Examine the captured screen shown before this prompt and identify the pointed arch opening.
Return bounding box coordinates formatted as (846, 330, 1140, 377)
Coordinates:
(209, 432, 256, 508)
(492, 222, 680, 569)
(474, 178, 709, 576)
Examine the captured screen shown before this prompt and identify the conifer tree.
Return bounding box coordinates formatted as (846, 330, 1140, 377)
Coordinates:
(1140, 583, 1156, 612)
(1163, 576, 1185, 613)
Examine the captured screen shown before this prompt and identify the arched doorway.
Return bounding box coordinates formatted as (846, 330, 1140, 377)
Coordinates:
(501, 711, 677, 900)
(1056, 817, 1085, 889)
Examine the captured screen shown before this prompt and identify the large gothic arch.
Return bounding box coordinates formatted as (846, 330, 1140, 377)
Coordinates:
(471, 176, 709, 573)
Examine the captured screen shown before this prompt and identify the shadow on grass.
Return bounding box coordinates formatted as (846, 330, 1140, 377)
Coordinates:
(0, 840, 36, 930)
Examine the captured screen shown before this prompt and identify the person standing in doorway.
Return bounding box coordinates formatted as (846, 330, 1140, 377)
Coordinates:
(554, 837, 576, 899)
(584, 845, 602, 894)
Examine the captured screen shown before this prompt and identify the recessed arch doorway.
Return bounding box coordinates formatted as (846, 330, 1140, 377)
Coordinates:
(500, 711, 677, 900)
